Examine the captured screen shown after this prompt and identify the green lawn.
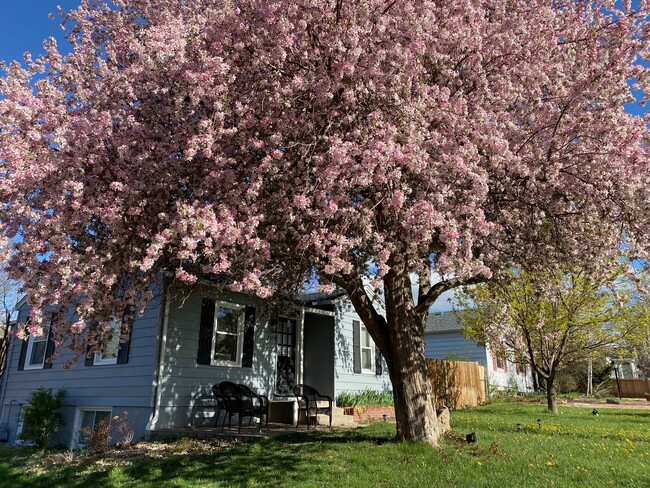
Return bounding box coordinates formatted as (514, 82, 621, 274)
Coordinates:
(1, 401, 649, 487)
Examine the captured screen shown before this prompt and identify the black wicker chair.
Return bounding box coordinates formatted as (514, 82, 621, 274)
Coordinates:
(237, 384, 270, 430)
(211, 383, 228, 428)
(293, 384, 332, 428)
(216, 381, 267, 432)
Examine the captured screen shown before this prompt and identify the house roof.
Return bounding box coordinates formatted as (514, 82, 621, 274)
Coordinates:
(297, 290, 348, 306)
(425, 311, 463, 333)
(298, 285, 387, 314)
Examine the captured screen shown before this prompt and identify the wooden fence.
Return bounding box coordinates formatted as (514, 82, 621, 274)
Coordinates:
(426, 359, 486, 410)
(610, 378, 650, 398)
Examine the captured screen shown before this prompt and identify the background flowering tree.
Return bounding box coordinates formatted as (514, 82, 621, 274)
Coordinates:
(1, 1, 649, 444)
(458, 268, 635, 413)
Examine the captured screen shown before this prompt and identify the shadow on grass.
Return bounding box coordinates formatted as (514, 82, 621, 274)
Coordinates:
(1, 427, 400, 488)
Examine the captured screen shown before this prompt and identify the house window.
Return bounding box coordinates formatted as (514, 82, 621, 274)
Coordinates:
(94, 317, 122, 366)
(496, 355, 505, 371)
(360, 323, 375, 374)
(212, 303, 245, 366)
(24, 325, 50, 370)
(73, 408, 112, 448)
(13, 406, 27, 445)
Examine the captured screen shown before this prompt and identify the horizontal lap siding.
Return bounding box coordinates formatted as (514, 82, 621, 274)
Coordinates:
(154, 287, 277, 429)
(333, 305, 391, 397)
(0, 294, 162, 443)
(424, 332, 488, 367)
(485, 345, 533, 392)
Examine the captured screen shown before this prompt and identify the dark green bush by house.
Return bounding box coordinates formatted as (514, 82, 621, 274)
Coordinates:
(18, 388, 65, 449)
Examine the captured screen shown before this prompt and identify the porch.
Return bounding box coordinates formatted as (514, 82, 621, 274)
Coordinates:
(149, 406, 356, 442)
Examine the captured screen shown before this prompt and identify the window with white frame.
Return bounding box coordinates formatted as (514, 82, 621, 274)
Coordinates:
(13, 406, 27, 445)
(360, 323, 375, 374)
(94, 317, 122, 365)
(496, 355, 505, 371)
(73, 408, 112, 448)
(212, 303, 245, 366)
(24, 325, 50, 370)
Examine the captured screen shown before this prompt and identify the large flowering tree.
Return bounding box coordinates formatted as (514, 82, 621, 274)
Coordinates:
(1, 0, 649, 444)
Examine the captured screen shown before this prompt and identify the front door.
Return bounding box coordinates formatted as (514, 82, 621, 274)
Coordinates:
(275, 316, 297, 396)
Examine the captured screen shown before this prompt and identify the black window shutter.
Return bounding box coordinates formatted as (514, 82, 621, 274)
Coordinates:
(85, 320, 99, 366)
(375, 345, 382, 376)
(17, 338, 29, 371)
(18, 316, 30, 371)
(116, 307, 132, 365)
(241, 306, 256, 368)
(197, 298, 216, 365)
(352, 320, 361, 374)
(43, 320, 56, 369)
(85, 345, 95, 366)
(116, 334, 131, 364)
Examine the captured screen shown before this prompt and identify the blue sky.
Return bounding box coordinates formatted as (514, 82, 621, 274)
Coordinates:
(0, 1, 81, 65)
(2, 1, 646, 116)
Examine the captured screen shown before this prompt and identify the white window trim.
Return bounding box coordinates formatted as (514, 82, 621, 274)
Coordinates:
(71, 406, 113, 449)
(23, 326, 50, 370)
(93, 354, 118, 366)
(93, 317, 122, 366)
(211, 302, 245, 367)
(358, 321, 375, 375)
(495, 354, 505, 372)
(13, 406, 30, 445)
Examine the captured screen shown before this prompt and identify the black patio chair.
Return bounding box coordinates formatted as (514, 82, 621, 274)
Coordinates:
(217, 381, 264, 432)
(211, 383, 228, 428)
(237, 384, 269, 429)
(293, 384, 332, 428)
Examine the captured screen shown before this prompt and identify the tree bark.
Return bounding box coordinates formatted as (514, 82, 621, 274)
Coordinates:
(335, 265, 441, 446)
(385, 315, 440, 444)
(382, 267, 440, 445)
(546, 377, 558, 414)
(532, 368, 540, 392)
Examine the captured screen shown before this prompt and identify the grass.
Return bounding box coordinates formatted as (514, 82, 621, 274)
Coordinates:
(1, 401, 649, 487)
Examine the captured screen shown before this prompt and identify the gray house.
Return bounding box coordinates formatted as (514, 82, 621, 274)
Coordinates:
(0, 282, 390, 448)
(424, 311, 532, 394)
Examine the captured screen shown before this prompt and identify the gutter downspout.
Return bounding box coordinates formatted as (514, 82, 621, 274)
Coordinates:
(145, 280, 171, 434)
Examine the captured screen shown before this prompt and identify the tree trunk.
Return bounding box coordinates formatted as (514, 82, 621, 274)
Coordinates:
(546, 378, 558, 413)
(385, 325, 439, 445)
(383, 268, 439, 446)
(532, 368, 540, 392)
(336, 265, 440, 446)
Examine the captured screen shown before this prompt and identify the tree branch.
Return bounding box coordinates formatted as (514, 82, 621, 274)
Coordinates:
(415, 275, 485, 316)
(331, 273, 390, 357)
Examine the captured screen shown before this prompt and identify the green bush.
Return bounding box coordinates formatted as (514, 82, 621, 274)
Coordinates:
(336, 389, 393, 408)
(18, 388, 65, 449)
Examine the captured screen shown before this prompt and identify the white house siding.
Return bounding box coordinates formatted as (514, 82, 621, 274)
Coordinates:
(0, 292, 162, 446)
(150, 285, 277, 430)
(152, 288, 392, 429)
(331, 301, 391, 398)
(485, 345, 533, 393)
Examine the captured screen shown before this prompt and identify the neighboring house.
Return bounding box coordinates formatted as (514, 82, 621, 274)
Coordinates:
(609, 357, 641, 379)
(0, 282, 390, 448)
(424, 311, 532, 394)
